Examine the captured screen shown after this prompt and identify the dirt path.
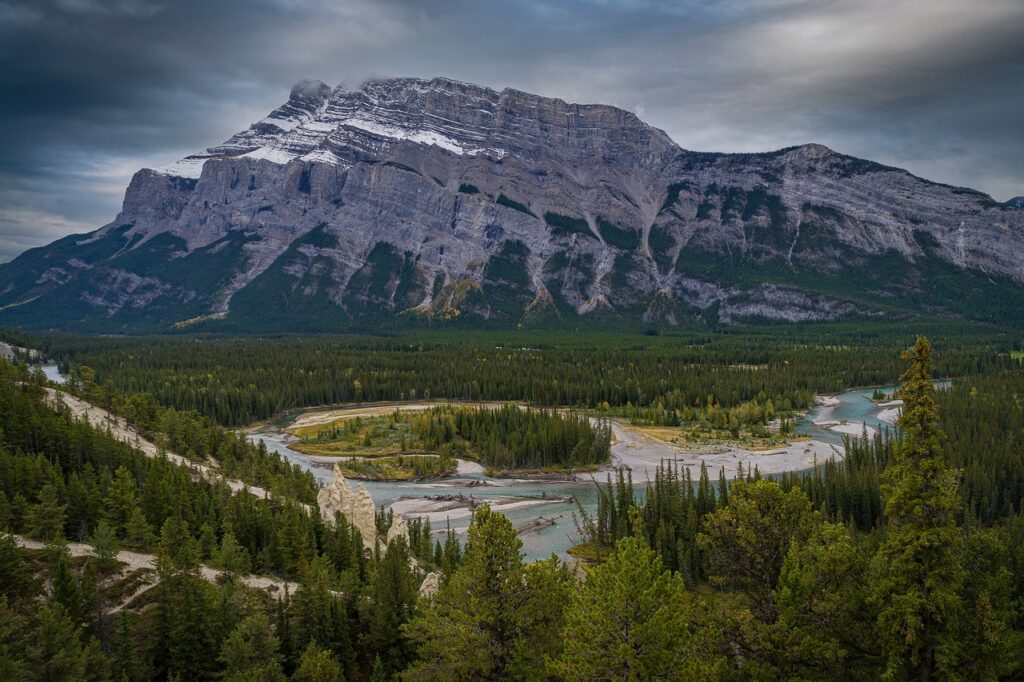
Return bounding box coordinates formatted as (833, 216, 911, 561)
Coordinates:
(12, 534, 299, 608)
(44, 388, 314, 510)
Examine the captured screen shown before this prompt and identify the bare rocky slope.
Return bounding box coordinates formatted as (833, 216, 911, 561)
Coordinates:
(1, 76, 1022, 331)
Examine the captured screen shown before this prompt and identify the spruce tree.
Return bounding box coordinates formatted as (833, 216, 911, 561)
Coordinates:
(123, 507, 155, 551)
(361, 537, 417, 675)
(90, 520, 121, 574)
(871, 337, 964, 680)
(104, 467, 137, 538)
(403, 505, 531, 680)
(292, 642, 343, 682)
(551, 535, 708, 680)
(0, 534, 29, 601)
(218, 613, 286, 682)
(51, 552, 84, 624)
(27, 484, 66, 541)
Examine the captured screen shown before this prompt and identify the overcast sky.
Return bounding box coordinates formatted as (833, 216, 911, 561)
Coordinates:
(1, 0, 1022, 262)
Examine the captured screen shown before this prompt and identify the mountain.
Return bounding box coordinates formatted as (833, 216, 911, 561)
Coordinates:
(2, 76, 1022, 332)
(1008, 196, 1024, 208)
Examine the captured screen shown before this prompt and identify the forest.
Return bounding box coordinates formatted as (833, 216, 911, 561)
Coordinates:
(297, 405, 610, 475)
(0, 328, 1023, 680)
(411, 405, 610, 471)
(29, 323, 1018, 426)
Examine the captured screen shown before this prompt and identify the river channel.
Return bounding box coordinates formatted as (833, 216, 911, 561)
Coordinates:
(246, 383, 930, 561)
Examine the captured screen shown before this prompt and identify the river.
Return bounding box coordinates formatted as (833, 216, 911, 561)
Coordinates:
(247, 383, 932, 561)
(36, 359, 929, 561)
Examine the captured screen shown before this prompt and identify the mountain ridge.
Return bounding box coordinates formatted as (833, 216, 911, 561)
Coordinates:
(1, 76, 1022, 332)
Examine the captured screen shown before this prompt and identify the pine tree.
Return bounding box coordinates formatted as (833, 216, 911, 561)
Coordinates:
(104, 467, 137, 538)
(156, 517, 199, 571)
(518, 556, 572, 676)
(292, 642, 343, 682)
(51, 552, 84, 624)
(218, 613, 286, 682)
(403, 505, 551, 681)
(0, 533, 29, 601)
(361, 537, 416, 675)
(773, 522, 879, 680)
(27, 483, 66, 541)
(0, 490, 11, 531)
(90, 520, 121, 574)
(0, 596, 27, 681)
(150, 568, 218, 681)
(369, 656, 388, 682)
(198, 523, 217, 561)
(290, 556, 354, 675)
(871, 337, 965, 680)
(25, 604, 92, 682)
(123, 507, 155, 551)
(214, 531, 252, 579)
(698, 479, 818, 623)
(552, 535, 708, 680)
(111, 612, 142, 682)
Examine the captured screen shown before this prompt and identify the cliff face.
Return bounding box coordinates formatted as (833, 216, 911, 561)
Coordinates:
(2, 76, 1022, 331)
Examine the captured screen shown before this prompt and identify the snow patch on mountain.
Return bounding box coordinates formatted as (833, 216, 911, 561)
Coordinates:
(151, 78, 517, 179)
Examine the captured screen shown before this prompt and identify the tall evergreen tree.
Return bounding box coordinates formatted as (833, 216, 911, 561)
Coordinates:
(289, 557, 354, 676)
(552, 535, 709, 680)
(104, 467, 138, 538)
(403, 505, 549, 681)
(218, 613, 286, 682)
(360, 537, 417, 676)
(27, 484, 66, 541)
(773, 522, 879, 680)
(870, 337, 964, 680)
(292, 642, 343, 682)
(89, 520, 120, 574)
(0, 534, 29, 601)
(698, 479, 818, 623)
(149, 568, 219, 681)
(0, 596, 27, 681)
(51, 552, 84, 624)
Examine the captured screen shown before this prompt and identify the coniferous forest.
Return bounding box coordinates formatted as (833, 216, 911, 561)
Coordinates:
(1, 326, 1023, 680)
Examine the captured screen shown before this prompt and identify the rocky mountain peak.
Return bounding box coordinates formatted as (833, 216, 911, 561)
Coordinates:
(289, 78, 333, 102)
(1, 76, 1022, 332)
(789, 143, 835, 160)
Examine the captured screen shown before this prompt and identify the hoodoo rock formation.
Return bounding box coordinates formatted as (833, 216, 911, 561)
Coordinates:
(317, 463, 408, 548)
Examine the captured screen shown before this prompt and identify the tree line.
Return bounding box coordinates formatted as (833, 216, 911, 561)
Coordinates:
(413, 405, 611, 470)
(32, 327, 1016, 426)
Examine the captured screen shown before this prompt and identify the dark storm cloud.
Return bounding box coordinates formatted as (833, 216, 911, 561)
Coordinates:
(1, 0, 1022, 261)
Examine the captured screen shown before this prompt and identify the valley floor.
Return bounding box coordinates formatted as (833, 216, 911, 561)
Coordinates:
(269, 401, 844, 484)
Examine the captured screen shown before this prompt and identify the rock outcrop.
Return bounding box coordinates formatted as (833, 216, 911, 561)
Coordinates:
(317, 463, 407, 548)
(418, 571, 440, 598)
(2, 76, 1022, 330)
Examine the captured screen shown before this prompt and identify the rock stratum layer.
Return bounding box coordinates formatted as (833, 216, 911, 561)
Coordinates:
(2, 76, 1022, 330)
